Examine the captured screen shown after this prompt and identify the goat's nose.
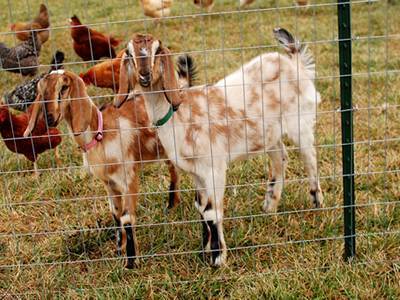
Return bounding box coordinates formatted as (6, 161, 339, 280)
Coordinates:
(138, 72, 151, 87)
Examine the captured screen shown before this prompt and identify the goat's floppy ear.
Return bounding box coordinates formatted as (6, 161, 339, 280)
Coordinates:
(67, 74, 92, 135)
(23, 87, 44, 137)
(114, 52, 136, 108)
(159, 47, 183, 110)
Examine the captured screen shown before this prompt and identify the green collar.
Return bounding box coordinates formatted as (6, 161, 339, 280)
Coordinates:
(154, 105, 175, 127)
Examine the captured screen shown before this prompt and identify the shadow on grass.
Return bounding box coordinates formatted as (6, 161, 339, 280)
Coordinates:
(61, 219, 116, 261)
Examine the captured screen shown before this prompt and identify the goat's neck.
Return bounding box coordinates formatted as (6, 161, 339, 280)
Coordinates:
(142, 86, 172, 125)
(71, 102, 100, 149)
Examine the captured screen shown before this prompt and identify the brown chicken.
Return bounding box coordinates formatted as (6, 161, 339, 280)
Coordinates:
(79, 49, 124, 91)
(70, 15, 121, 61)
(10, 4, 50, 44)
(193, 0, 214, 11)
(195, 0, 308, 10)
(0, 105, 62, 174)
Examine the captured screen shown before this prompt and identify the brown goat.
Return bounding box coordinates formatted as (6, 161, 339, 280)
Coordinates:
(24, 70, 181, 268)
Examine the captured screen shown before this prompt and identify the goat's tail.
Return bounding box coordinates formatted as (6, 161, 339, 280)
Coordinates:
(177, 55, 197, 88)
(273, 27, 315, 79)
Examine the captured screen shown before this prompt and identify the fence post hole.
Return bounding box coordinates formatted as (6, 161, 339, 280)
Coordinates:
(337, 0, 356, 260)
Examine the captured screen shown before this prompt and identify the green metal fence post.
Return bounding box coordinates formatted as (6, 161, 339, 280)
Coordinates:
(338, 0, 356, 260)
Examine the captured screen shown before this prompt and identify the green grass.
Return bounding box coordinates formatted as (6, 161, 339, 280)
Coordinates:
(0, 0, 399, 298)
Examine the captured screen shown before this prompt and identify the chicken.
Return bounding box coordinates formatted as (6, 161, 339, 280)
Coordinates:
(69, 15, 121, 61)
(296, 0, 308, 5)
(4, 51, 65, 112)
(140, 0, 173, 19)
(79, 49, 124, 91)
(194, 0, 308, 10)
(239, 0, 307, 7)
(10, 4, 50, 44)
(0, 105, 62, 174)
(0, 31, 41, 76)
(193, 0, 214, 11)
(240, 0, 255, 6)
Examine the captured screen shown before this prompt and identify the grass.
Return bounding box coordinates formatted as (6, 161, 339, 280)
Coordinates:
(0, 0, 399, 298)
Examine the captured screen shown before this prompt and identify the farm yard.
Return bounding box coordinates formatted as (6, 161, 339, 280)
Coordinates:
(0, 0, 399, 298)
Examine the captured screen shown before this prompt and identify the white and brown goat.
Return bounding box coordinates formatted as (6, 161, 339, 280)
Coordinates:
(23, 70, 181, 268)
(114, 28, 323, 266)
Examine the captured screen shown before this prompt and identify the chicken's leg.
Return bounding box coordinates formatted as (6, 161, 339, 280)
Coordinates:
(54, 147, 62, 167)
(33, 161, 40, 178)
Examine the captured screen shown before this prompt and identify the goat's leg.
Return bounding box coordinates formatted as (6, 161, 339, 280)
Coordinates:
(194, 169, 227, 266)
(300, 142, 323, 208)
(106, 184, 123, 255)
(287, 123, 323, 208)
(120, 177, 139, 269)
(263, 141, 288, 212)
(166, 161, 180, 209)
(193, 186, 210, 261)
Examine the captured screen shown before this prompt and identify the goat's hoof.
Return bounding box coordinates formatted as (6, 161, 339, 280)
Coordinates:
(124, 257, 137, 269)
(211, 253, 226, 267)
(310, 190, 324, 209)
(263, 200, 278, 213)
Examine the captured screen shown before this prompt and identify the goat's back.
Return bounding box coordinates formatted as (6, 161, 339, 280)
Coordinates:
(174, 52, 320, 162)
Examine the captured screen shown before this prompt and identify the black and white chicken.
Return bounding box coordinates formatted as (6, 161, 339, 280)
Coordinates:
(3, 51, 65, 111)
(0, 31, 42, 76)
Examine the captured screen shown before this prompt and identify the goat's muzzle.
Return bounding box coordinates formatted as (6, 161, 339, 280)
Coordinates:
(138, 72, 151, 87)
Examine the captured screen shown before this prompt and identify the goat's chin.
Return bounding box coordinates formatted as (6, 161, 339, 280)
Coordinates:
(139, 81, 151, 88)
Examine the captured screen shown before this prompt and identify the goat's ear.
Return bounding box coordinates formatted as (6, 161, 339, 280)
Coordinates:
(23, 88, 43, 137)
(159, 47, 182, 109)
(56, 74, 73, 100)
(114, 53, 135, 108)
(68, 74, 92, 134)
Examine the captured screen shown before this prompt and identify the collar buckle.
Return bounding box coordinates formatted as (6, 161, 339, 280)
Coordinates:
(82, 108, 103, 152)
(95, 132, 103, 141)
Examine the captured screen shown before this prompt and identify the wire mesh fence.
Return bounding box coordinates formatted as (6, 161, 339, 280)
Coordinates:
(0, 0, 399, 297)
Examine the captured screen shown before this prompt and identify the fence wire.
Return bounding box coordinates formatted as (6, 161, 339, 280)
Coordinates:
(0, 0, 399, 297)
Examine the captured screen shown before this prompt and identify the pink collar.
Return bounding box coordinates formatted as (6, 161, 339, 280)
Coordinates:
(82, 108, 103, 152)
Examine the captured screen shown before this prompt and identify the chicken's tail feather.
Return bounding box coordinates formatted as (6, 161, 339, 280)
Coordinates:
(50, 51, 65, 70)
(109, 36, 122, 47)
(79, 72, 91, 85)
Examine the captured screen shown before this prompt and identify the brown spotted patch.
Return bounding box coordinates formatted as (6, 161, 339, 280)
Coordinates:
(210, 123, 229, 144)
